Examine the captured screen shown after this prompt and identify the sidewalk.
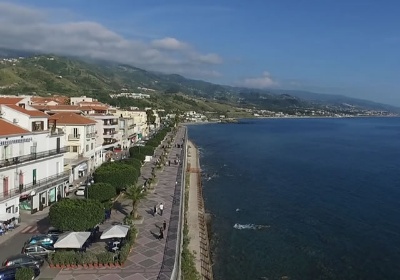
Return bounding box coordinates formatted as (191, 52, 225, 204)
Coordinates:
(54, 126, 187, 280)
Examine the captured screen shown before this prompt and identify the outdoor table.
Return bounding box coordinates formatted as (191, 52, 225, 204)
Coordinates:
(113, 241, 120, 247)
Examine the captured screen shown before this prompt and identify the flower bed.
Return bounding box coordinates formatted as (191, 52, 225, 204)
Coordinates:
(48, 227, 138, 268)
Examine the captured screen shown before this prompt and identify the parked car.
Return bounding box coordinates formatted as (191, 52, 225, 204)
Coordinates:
(75, 186, 86, 196)
(46, 227, 63, 238)
(2, 254, 44, 268)
(25, 235, 57, 246)
(22, 244, 55, 257)
(0, 264, 40, 280)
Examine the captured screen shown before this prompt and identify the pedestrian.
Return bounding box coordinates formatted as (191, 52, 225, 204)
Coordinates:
(153, 204, 157, 216)
(163, 220, 167, 231)
(158, 227, 164, 240)
(159, 203, 164, 216)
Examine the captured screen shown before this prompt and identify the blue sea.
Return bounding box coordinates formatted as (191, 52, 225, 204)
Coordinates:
(187, 118, 400, 280)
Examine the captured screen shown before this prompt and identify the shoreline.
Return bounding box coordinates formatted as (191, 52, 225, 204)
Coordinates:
(186, 140, 213, 279)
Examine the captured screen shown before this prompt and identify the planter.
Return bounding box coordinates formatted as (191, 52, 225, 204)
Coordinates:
(55, 264, 60, 268)
(49, 264, 54, 268)
(83, 264, 88, 269)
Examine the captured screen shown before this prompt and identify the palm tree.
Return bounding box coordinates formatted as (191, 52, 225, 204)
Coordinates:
(124, 185, 147, 219)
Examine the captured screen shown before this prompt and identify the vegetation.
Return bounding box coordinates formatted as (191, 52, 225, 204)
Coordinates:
(94, 162, 139, 193)
(49, 199, 104, 231)
(124, 185, 147, 219)
(129, 145, 154, 157)
(182, 172, 201, 280)
(15, 267, 35, 280)
(87, 182, 117, 203)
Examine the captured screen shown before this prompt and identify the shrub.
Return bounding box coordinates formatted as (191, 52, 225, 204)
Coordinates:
(129, 146, 154, 157)
(122, 158, 142, 170)
(97, 252, 114, 265)
(87, 183, 117, 202)
(49, 199, 104, 231)
(131, 152, 146, 162)
(94, 162, 139, 192)
(15, 267, 35, 280)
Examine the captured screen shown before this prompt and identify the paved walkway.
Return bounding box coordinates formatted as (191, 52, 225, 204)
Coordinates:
(53, 127, 187, 280)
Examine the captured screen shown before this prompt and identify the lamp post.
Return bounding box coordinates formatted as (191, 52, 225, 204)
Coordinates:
(86, 182, 91, 199)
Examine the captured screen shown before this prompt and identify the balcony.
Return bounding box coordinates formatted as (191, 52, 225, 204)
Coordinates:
(103, 130, 117, 135)
(103, 120, 118, 127)
(68, 134, 81, 141)
(128, 124, 136, 129)
(0, 147, 68, 169)
(102, 139, 118, 146)
(86, 132, 96, 139)
(50, 128, 65, 137)
(0, 170, 70, 203)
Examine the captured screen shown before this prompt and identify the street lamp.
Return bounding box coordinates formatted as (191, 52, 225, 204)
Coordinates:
(86, 182, 91, 199)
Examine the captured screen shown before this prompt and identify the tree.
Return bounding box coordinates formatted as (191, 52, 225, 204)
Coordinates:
(129, 145, 154, 157)
(94, 162, 139, 193)
(124, 185, 147, 219)
(49, 199, 104, 231)
(146, 109, 156, 125)
(122, 158, 142, 170)
(87, 183, 116, 202)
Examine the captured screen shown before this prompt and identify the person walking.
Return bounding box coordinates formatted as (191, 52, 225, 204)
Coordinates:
(163, 220, 167, 231)
(158, 227, 164, 240)
(153, 204, 157, 217)
(159, 203, 164, 216)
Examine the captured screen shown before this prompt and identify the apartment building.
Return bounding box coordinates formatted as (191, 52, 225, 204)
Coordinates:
(115, 110, 136, 148)
(90, 114, 120, 150)
(0, 99, 68, 217)
(49, 112, 101, 181)
(114, 110, 149, 141)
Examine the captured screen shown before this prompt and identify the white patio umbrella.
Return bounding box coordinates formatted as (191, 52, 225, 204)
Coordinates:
(100, 225, 130, 239)
(53, 232, 91, 248)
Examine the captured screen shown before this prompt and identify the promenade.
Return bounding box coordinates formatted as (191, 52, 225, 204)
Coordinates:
(50, 126, 187, 280)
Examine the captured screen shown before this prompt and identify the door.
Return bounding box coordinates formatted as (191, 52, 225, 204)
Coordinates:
(56, 137, 60, 153)
(3, 177, 8, 197)
(33, 169, 37, 185)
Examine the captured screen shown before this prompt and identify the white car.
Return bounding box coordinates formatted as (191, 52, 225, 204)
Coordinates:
(75, 186, 86, 196)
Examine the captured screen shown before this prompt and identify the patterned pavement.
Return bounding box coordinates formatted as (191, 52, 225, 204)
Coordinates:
(52, 127, 186, 280)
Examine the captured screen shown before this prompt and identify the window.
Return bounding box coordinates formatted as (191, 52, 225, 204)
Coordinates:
(91, 143, 94, 150)
(73, 128, 79, 137)
(31, 121, 44, 131)
(72, 146, 78, 153)
(86, 144, 89, 152)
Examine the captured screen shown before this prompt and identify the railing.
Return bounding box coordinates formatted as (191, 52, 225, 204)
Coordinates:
(103, 121, 118, 126)
(0, 147, 68, 169)
(103, 131, 117, 135)
(0, 170, 70, 202)
(128, 124, 136, 129)
(68, 134, 80, 141)
(50, 128, 65, 137)
(86, 132, 96, 138)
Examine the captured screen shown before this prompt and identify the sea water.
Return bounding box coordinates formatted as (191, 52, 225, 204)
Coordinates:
(188, 118, 400, 280)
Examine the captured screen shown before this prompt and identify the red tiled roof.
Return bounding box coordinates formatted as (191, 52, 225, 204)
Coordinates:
(0, 119, 30, 136)
(5, 105, 49, 118)
(49, 112, 96, 125)
(79, 106, 109, 111)
(31, 96, 69, 105)
(32, 105, 81, 111)
(0, 97, 24, 105)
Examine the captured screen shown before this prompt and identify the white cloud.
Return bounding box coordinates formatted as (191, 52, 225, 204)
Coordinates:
(239, 71, 278, 88)
(0, 2, 223, 78)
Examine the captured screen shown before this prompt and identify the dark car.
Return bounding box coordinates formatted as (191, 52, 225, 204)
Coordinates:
(0, 265, 40, 280)
(46, 227, 63, 238)
(25, 235, 57, 246)
(22, 244, 55, 257)
(2, 254, 44, 268)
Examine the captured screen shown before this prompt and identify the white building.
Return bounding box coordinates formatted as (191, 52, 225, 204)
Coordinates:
(89, 114, 120, 151)
(0, 100, 68, 218)
(49, 112, 102, 181)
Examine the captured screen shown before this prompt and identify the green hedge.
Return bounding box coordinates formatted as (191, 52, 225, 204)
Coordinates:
(94, 162, 139, 192)
(15, 267, 35, 280)
(87, 183, 117, 202)
(129, 146, 155, 157)
(122, 158, 142, 170)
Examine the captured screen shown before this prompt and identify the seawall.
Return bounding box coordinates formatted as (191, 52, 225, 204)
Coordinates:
(186, 140, 213, 279)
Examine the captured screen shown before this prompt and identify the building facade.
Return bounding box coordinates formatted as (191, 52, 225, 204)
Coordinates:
(0, 101, 68, 218)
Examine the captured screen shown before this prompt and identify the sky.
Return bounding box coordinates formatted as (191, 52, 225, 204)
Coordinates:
(0, 0, 399, 105)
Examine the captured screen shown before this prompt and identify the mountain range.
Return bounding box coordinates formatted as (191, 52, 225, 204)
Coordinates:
(0, 48, 398, 114)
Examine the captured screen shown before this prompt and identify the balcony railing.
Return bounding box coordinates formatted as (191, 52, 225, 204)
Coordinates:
(68, 134, 80, 141)
(102, 139, 118, 146)
(0, 170, 70, 203)
(103, 131, 117, 135)
(50, 128, 65, 137)
(128, 124, 136, 129)
(0, 147, 68, 169)
(86, 132, 96, 138)
(103, 121, 118, 126)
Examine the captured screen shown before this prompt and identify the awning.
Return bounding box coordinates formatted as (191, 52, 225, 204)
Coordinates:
(100, 225, 130, 239)
(54, 232, 91, 248)
(77, 163, 88, 171)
